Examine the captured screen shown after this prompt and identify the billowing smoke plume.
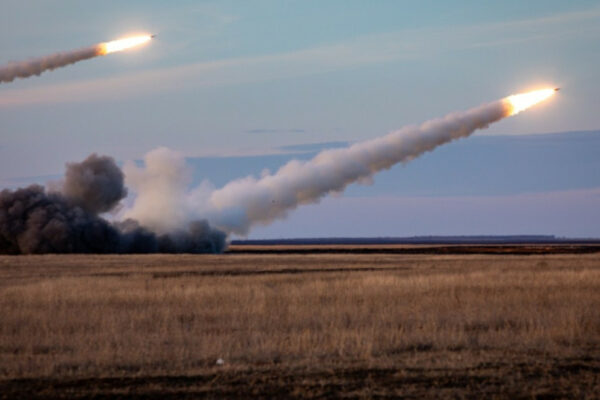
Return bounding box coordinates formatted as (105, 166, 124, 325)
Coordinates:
(0, 154, 226, 254)
(61, 154, 128, 213)
(0, 185, 120, 254)
(122, 148, 201, 233)
(0, 46, 98, 83)
(123, 100, 511, 236)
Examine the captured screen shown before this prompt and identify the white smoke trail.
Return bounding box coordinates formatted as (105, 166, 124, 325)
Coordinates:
(206, 100, 511, 234)
(0, 46, 99, 83)
(124, 98, 513, 236)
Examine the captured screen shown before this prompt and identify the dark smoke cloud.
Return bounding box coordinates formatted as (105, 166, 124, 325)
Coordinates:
(0, 185, 121, 254)
(61, 154, 127, 214)
(0, 156, 227, 255)
(117, 219, 227, 254)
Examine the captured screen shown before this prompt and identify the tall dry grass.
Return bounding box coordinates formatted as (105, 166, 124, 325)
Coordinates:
(0, 252, 599, 378)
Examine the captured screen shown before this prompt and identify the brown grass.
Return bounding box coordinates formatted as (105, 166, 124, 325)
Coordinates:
(0, 248, 599, 398)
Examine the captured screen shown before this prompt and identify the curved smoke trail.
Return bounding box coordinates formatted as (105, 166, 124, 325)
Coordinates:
(126, 91, 559, 237)
(201, 89, 555, 235)
(205, 100, 511, 234)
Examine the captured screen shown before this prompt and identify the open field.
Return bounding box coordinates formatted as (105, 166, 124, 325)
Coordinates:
(1, 245, 599, 398)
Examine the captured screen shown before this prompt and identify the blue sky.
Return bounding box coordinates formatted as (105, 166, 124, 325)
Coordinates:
(1, 1, 599, 238)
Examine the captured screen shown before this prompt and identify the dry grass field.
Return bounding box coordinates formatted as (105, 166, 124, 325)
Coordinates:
(0, 245, 599, 398)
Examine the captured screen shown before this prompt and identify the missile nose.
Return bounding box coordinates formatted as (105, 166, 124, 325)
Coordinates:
(554, 87, 560, 91)
(151, 34, 156, 39)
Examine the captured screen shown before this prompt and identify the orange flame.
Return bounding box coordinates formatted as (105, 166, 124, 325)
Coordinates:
(97, 35, 152, 56)
(504, 88, 556, 116)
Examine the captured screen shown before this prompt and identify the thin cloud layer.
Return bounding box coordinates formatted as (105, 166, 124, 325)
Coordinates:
(1, 7, 597, 107)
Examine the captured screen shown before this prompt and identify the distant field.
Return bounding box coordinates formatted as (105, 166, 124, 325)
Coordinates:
(1, 245, 599, 398)
(228, 243, 600, 254)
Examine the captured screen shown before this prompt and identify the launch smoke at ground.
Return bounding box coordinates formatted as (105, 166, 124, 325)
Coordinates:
(0, 89, 554, 253)
(0, 35, 152, 84)
(0, 155, 226, 254)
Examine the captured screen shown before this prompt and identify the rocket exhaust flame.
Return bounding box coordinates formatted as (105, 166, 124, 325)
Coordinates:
(0, 34, 153, 84)
(97, 35, 153, 55)
(504, 88, 557, 115)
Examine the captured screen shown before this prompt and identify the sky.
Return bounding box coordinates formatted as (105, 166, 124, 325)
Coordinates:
(1, 1, 599, 238)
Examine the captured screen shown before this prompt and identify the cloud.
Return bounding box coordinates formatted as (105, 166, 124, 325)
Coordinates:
(278, 141, 350, 153)
(1, 6, 598, 107)
(482, 129, 600, 138)
(246, 128, 305, 134)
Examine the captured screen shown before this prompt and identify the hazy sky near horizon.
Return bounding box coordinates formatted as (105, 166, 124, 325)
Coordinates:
(1, 1, 599, 237)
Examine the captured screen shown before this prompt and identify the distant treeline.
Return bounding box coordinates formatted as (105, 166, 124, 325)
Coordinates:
(232, 236, 600, 245)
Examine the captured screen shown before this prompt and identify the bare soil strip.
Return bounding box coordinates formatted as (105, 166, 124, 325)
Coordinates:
(1, 356, 599, 399)
(227, 244, 600, 255)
